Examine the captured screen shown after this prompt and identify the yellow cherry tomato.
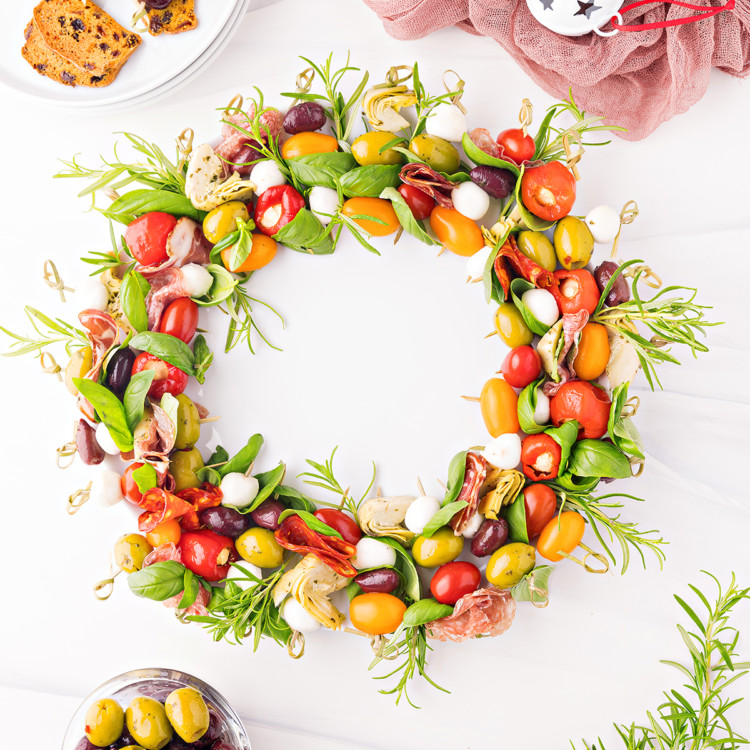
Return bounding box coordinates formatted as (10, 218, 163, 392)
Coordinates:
(572, 322, 610, 381)
(351, 131, 403, 166)
(537, 511, 585, 562)
(486, 542, 536, 588)
(236, 527, 284, 568)
(341, 197, 399, 236)
(281, 132, 338, 159)
(494, 302, 534, 347)
(349, 593, 407, 635)
(146, 519, 182, 549)
(429, 206, 484, 256)
(412, 527, 464, 568)
(221, 233, 278, 273)
(480, 377, 520, 437)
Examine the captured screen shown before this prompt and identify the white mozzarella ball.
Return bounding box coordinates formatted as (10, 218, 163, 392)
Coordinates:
(76, 276, 109, 311)
(460, 512, 484, 539)
(585, 205, 621, 244)
(425, 103, 466, 143)
(220, 472, 259, 510)
(404, 495, 441, 535)
(282, 597, 321, 634)
(452, 181, 490, 221)
(250, 159, 286, 196)
(533, 388, 551, 425)
(483, 433, 522, 470)
(90, 469, 123, 507)
(465, 244, 493, 281)
(181, 263, 213, 298)
(228, 561, 262, 591)
(309, 186, 339, 225)
(95, 422, 121, 455)
(522, 288, 560, 327)
(352, 537, 397, 570)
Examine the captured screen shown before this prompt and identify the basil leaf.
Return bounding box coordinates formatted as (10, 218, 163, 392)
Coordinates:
(607, 383, 630, 435)
(207, 445, 229, 466)
(286, 152, 357, 190)
(511, 565, 553, 605)
(376, 538, 420, 602)
(339, 165, 401, 198)
(554, 472, 600, 493)
(442, 450, 468, 506)
(514, 165, 554, 232)
(72, 378, 133, 451)
(178, 569, 199, 609)
(568, 439, 631, 479)
(132, 463, 158, 493)
(510, 278, 551, 336)
(379, 187, 436, 246)
(545, 420, 579, 474)
(122, 370, 155, 433)
(421, 500, 468, 538)
(219, 434, 264, 477)
(192, 334, 213, 385)
(192, 265, 238, 307)
(612, 418, 645, 460)
(272, 485, 317, 513)
(277, 508, 342, 539)
(249, 462, 287, 511)
(402, 599, 454, 628)
(504, 493, 528, 543)
(101, 189, 207, 225)
(197, 466, 222, 486)
(119, 271, 149, 332)
(533, 108, 557, 158)
(274, 208, 334, 255)
(227, 226, 254, 273)
(461, 132, 521, 176)
(211, 229, 240, 262)
(346, 579, 362, 603)
(127, 561, 186, 601)
(130, 331, 195, 375)
(482, 226, 513, 304)
(517, 377, 547, 434)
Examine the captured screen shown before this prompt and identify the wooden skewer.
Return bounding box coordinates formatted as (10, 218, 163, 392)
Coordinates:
(461, 396, 480, 402)
(484, 331, 498, 339)
(199, 416, 221, 424)
(437, 478, 448, 491)
(416, 477, 426, 496)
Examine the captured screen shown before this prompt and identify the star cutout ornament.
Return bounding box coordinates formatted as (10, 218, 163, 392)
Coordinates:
(539, 0, 555, 10)
(526, 0, 621, 35)
(574, 0, 601, 17)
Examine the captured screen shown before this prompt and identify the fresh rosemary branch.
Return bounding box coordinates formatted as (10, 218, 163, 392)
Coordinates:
(81, 222, 135, 276)
(222, 279, 284, 354)
(573, 573, 749, 750)
(0, 306, 88, 358)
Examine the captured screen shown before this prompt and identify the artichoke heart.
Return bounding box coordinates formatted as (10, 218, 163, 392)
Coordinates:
(606, 329, 641, 390)
(359, 495, 415, 543)
(362, 85, 417, 132)
(537, 319, 564, 382)
(100, 269, 133, 334)
(272, 554, 348, 631)
(478, 467, 525, 519)
(185, 143, 256, 211)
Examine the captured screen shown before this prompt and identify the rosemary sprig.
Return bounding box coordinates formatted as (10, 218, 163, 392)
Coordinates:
(369, 623, 449, 708)
(221, 279, 284, 354)
(81, 222, 135, 276)
(410, 62, 462, 139)
(573, 573, 749, 749)
(0, 306, 88, 358)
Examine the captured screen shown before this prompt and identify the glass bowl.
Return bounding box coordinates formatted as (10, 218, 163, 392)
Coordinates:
(61, 667, 251, 750)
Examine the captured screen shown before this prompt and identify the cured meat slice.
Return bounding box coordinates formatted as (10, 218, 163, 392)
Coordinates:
(399, 163, 457, 208)
(450, 452, 488, 534)
(134, 403, 177, 475)
(143, 543, 210, 616)
(215, 107, 283, 175)
(76, 309, 118, 420)
(543, 310, 589, 397)
(468, 128, 504, 160)
(137, 488, 195, 533)
(143, 268, 189, 331)
(427, 587, 516, 642)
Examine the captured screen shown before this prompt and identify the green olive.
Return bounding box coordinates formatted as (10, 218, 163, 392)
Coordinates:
(553, 216, 594, 270)
(236, 527, 284, 568)
(114, 533, 153, 573)
(486, 543, 536, 588)
(351, 131, 403, 166)
(173, 394, 200, 450)
(126, 697, 173, 750)
(412, 527, 464, 568)
(408, 134, 460, 174)
(164, 688, 210, 743)
(85, 698, 125, 747)
(494, 302, 533, 347)
(202, 201, 250, 245)
(65, 346, 93, 395)
(517, 230, 557, 272)
(169, 448, 204, 492)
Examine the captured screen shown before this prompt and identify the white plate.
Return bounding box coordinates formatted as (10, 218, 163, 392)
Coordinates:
(0, 0, 242, 107)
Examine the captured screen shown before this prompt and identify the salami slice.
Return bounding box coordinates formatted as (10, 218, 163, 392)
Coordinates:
(450, 451, 488, 534)
(427, 587, 516, 642)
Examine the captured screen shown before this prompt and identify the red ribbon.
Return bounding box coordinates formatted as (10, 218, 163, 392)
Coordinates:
(612, 0, 735, 31)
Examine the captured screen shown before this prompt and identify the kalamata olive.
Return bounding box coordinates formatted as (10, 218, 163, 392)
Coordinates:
(469, 165, 516, 199)
(199, 506, 251, 539)
(250, 498, 285, 530)
(74, 738, 97, 750)
(470, 518, 509, 557)
(282, 102, 327, 135)
(354, 568, 400, 594)
(106, 348, 136, 395)
(210, 743, 236, 750)
(76, 419, 105, 465)
(143, 0, 172, 8)
(594, 260, 630, 307)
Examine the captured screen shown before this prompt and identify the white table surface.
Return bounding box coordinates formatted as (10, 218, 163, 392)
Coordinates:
(1, 0, 749, 747)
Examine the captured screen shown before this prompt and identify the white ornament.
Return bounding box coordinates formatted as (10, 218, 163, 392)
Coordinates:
(309, 186, 339, 225)
(220, 472, 259, 510)
(452, 181, 490, 221)
(483, 434, 522, 470)
(526, 0, 624, 37)
(404, 495, 441, 535)
(282, 598, 321, 634)
(585, 205, 621, 244)
(90, 469, 123, 507)
(250, 160, 286, 196)
(522, 288, 560, 327)
(352, 538, 397, 570)
(425, 103, 467, 143)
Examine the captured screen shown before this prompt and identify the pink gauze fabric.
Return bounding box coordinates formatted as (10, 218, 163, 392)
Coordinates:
(361, 0, 750, 139)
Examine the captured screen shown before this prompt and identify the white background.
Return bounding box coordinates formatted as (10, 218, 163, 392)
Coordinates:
(1, 0, 749, 748)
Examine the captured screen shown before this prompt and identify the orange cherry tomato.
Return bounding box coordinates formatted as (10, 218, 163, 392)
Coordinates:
(572, 323, 610, 381)
(520, 162, 576, 222)
(341, 197, 399, 236)
(220, 234, 278, 273)
(536, 511, 585, 562)
(523, 484, 558, 539)
(429, 206, 484, 256)
(480, 378, 520, 437)
(349, 593, 407, 635)
(281, 132, 338, 159)
(146, 519, 182, 548)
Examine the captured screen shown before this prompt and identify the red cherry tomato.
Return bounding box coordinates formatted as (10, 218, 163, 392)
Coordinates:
(314, 509, 362, 546)
(124, 212, 177, 267)
(523, 484, 558, 539)
(178, 529, 235, 581)
(521, 433, 562, 482)
(131, 352, 188, 399)
(550, 380, 611, 439)
(430, 561, 481, 605)
(158, 298, 199, 344)
(552, 269, 600, 315)
(501, 346, 541, 388)
(121, 462, 146, 506)
(496, 128, 535, 165)
(397, 184, 435, 221)
(520, 162, 576, 222)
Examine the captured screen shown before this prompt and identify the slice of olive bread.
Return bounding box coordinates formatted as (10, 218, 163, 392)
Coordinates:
(145, 0, 198, 35)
